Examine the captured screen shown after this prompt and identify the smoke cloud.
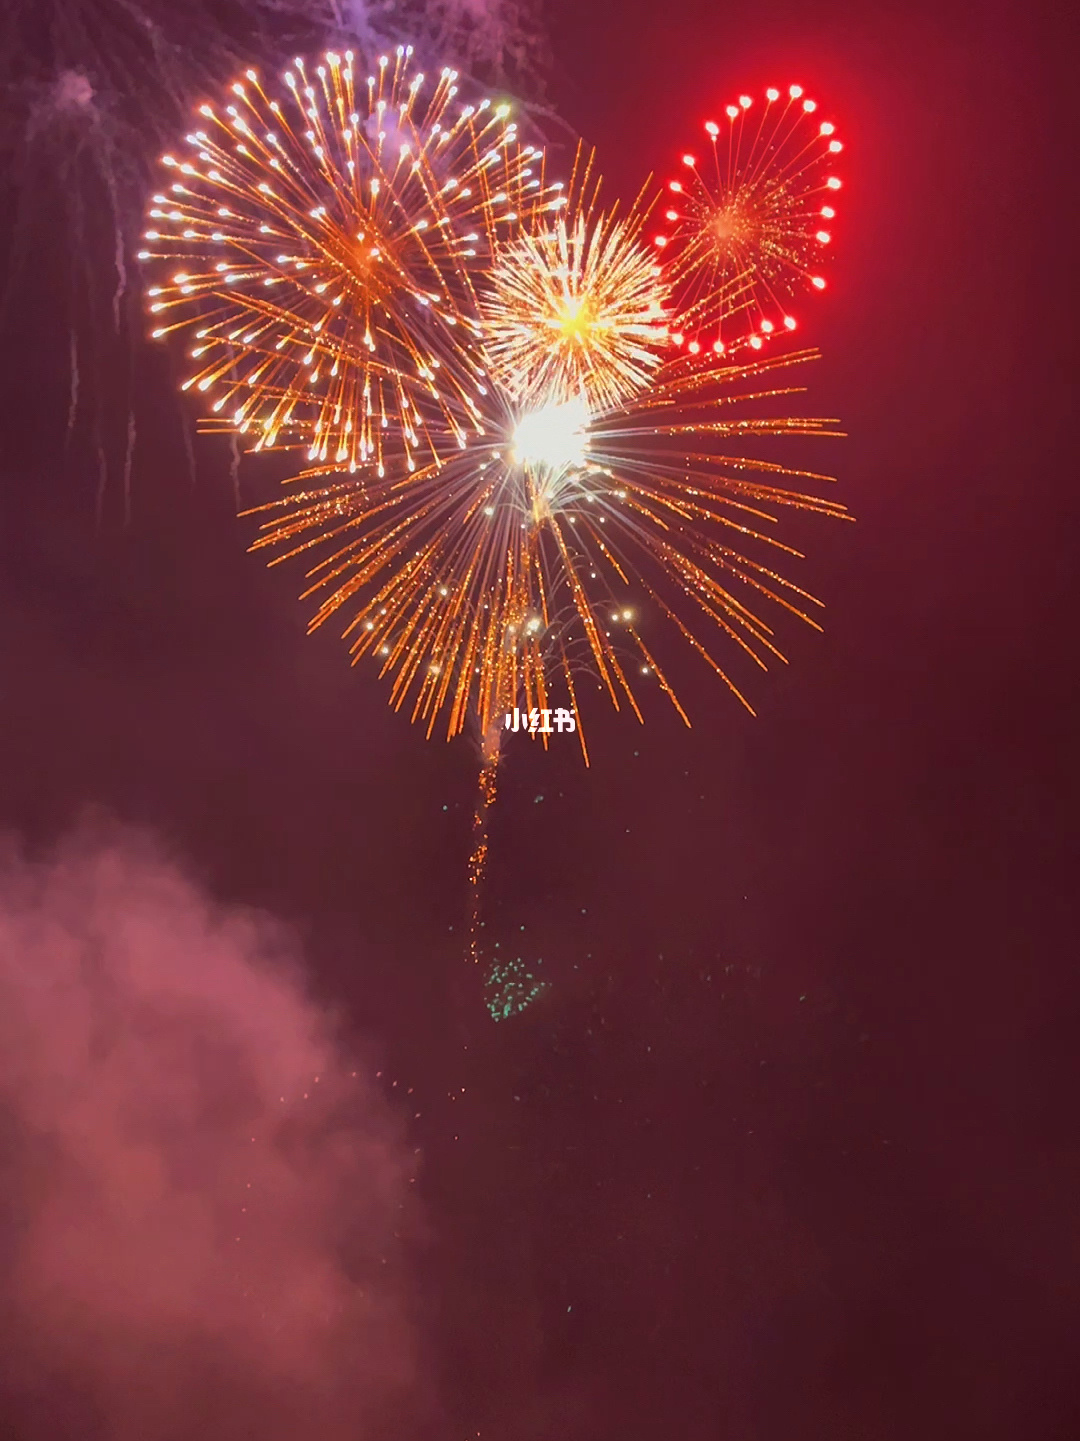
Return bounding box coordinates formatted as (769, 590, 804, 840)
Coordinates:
(0, 820, 426, 1440)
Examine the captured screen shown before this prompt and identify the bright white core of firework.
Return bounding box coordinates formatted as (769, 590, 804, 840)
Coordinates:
(512, 394, 590, 471)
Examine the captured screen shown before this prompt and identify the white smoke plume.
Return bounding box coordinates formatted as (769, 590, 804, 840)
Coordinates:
(327, 0, 550, 91)
(0, 819, 428, 1440)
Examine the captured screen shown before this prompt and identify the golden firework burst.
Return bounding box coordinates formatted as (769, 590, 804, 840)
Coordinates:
(479, 146, 672, 413)
(140, 45, 554, 474)
(241, 345, 847, 761)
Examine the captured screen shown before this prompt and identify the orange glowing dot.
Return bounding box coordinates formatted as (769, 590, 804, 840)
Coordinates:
(816, 230, 831, 243)
(766, 87, 780, 101)
(811, 276, 826, 289)
(783, 315, 797, 330)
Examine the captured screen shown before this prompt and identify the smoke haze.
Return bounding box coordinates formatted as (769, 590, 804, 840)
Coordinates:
(0, 820, 426, 1440)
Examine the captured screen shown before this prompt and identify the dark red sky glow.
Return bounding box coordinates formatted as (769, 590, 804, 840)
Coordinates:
(0, 0, 1076, 1438)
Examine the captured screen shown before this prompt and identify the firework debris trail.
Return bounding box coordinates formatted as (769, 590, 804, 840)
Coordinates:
(466, 707, 504, 969)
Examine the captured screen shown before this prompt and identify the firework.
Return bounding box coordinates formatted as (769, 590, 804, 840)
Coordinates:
(656, 85, 843, 347)
(138, 55, 850, 997)
(143, 53, 848, 764)
(140, 46, 553, 475)
(479, 145, 672, 412)
(0, 2, 555, 519)
(484, 954, 549, 1020)
(242, 343, 847, 763)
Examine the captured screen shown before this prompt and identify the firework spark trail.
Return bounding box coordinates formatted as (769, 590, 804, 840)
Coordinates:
(466, 712, 503, 967)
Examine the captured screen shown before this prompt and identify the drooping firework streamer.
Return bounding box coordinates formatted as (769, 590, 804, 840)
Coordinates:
(0, 0, 555, 518)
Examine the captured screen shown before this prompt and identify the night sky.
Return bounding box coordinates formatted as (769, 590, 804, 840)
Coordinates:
(1, 1, 1077, 1438)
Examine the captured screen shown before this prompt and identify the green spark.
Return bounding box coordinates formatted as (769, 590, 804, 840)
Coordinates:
(484, 955, 549, 1022)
